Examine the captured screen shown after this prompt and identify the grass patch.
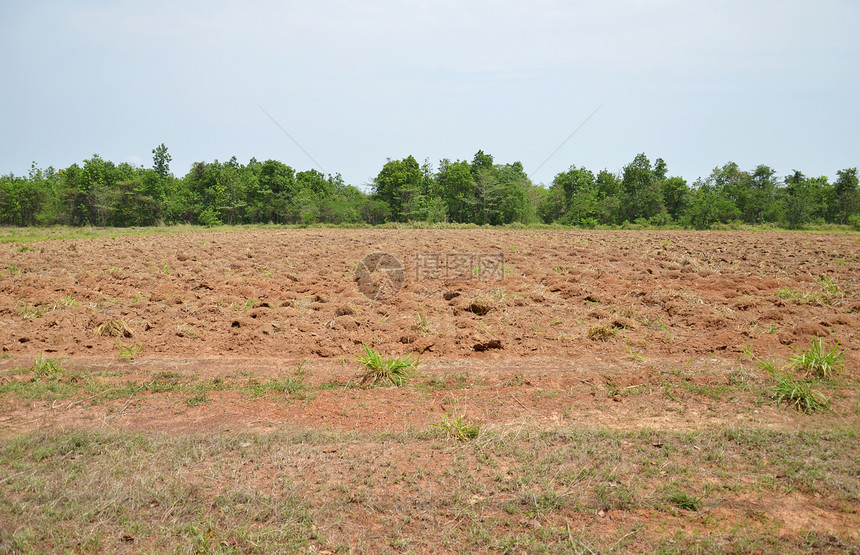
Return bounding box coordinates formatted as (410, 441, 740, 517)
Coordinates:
(776, 274, 844, 306)
(356, 343, 417, 387)
(665, 488, 704, 511)
(789, 338, 844, 379)
(0, 427, 859, 552)
(29, 354, 64, 381)
(114, 341, 143, 361)
(433, 413, 480, 441)
(185, 392, 209, 407)
(245, 376, 309, 399)
(770, 372, 829, 413)
(411, 310, 431, 334)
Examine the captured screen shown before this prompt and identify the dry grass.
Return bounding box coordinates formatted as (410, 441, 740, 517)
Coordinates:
(94, 320, 133, 338)
(1, 427, 858, 553)
(587, 325, 617, 341)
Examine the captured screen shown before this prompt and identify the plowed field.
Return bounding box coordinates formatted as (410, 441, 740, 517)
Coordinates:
(1, 229, 858, 553)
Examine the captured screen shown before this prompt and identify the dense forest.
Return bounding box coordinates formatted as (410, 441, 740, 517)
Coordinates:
(1, 145, 858, 230)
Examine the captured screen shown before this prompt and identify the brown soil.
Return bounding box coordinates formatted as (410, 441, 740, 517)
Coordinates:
(1, 228, 859, 551)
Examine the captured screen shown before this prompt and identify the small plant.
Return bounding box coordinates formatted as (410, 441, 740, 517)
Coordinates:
(8, 264, 21, 275)
(411, 311, 431, 334)
(771, 371, 829, 413)
(817, 274, 840, 296)
(186, 393, 209, 407)
(15, 302, 43, 319)
(30, 355, 63, 381)
(666, 488, 704, 511)
(789, 338, 844, 379)
(755, 357, 780, 374)
(356, 343, 417, 387)
(624, 342, 644, 361)
(95, 320, 133, 338)
(247, 375, 306, 398)
(115, 341, 143, 361)
(57, 295, 80, 308)
(434, 413, 480, 442)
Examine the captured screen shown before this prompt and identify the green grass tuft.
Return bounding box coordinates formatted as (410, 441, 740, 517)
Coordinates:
(434, 413, 480, 442)
(115, 341, 143, 361)
(789, 338, 844, 379)
(666, 488, 703, 511)
(356, 343, 417, 387)
(770, 371, 829, 413)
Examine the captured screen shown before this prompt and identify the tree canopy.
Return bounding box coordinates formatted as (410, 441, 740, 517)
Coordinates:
(1, 147, 857, 230)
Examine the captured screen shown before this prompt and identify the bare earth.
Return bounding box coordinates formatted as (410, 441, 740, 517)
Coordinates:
(1, 229, 858, 553)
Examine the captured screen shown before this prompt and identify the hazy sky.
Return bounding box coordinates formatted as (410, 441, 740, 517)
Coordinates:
(2, 1, 858, 188)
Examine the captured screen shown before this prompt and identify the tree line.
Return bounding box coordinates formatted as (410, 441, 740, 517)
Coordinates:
(1, 145, 858, 230)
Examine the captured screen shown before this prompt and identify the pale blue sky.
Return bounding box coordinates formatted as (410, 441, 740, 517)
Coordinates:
(1, 0, 858, 187)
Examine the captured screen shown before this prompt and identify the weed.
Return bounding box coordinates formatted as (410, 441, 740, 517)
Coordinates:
(755, 357, 781, 374)
(666, 488, 704, 511)
(30, 355, 64, 381)
(8, 264, 21, 275)
(776, 275, 843, 306)
(246, 376, 307, 399)
(789, 338, 844, 379)
(356, 343, 417, 387)
(56, 295, 80, 308)
(770, 372, 829, 413)
(95, 320, 133, 338)
(434, 413, 480, 441)
(186, 393, 209, 407)
(15, 302, 42, 319)
(115, 341, 143, 361)
(411, 311, 431, 334)
(624, 342, 644, 361)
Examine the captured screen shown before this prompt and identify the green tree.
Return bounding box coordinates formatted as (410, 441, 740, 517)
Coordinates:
(833, 168, 859, 224)
(438, 159, 476, 223)
(660, 177, 689, 221)
(621, 153, 664, 221)
(152, 143, 172, 179)
(373, 156, 422, 222)
(782, 171, 829, 229)
(471, 150, 494, 177)
(255, 160, 296, 223)
(594, 170, 623, 225)
(684, 179, 741, 229)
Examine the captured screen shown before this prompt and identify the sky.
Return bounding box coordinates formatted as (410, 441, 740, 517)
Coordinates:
(1, 0, 858, 188)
